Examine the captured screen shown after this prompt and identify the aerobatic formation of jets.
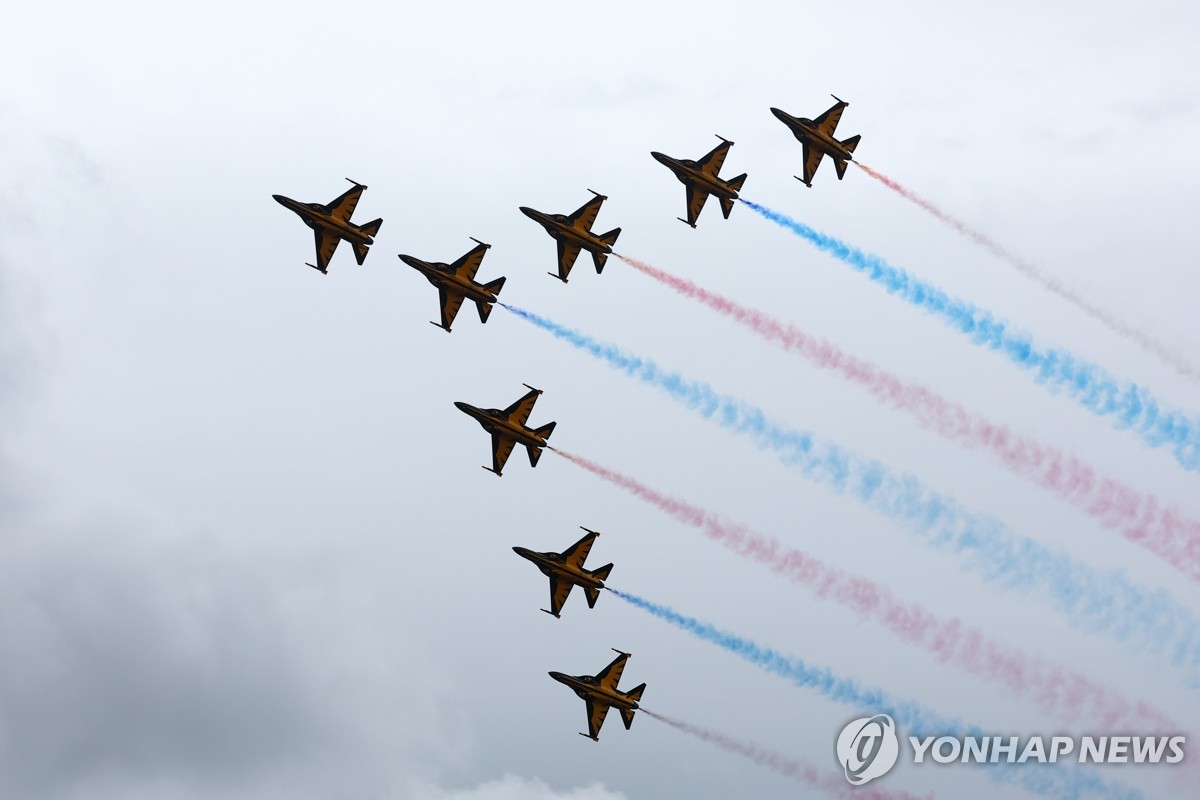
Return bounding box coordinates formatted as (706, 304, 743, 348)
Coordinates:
(272, 96, 860, 742)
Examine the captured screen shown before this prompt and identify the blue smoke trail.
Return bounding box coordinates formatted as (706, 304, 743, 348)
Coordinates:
(610, 588, 1140, 800)
(500, 302, 1200, 678)
(739, 198, 1200, 474)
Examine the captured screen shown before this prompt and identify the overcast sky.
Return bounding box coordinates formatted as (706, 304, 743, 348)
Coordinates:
(3, 2, 1199, 799)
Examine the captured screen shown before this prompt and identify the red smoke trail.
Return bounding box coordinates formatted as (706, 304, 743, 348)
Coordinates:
(854, 161, 1200, 383)
(555, 448, 1175, 733)
(615, 253, 1200, 584)
(642, 709, 931, 800)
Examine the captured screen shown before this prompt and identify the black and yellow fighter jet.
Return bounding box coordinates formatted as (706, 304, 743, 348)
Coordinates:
(770, 96, 861, 187)
(651, 136, 748, 228)
(549, 649, 646, 741)
(519, 191, 621, 283)
(454, 385, 556, 476)
(513, 527, 613, 618)
(273, 179, 383, 274)
(399, 238, 506, 332)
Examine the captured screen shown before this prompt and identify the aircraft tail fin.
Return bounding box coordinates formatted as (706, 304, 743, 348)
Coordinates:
(532, 421, 556, 441)
(476, 301, 493, 323)
(619, 707, 637, 730)
(527, 446, 543, 468)
(718, 195, 735, 219)
(726, 172, 748, 193)
(481, 276, 506, 295)
(583, 586, 601, 608)
(352, 241, 371, 265)
(356, 217, 384, 238)
(588, 562, 614, 583)
(840, 134, 861, 154)
(623, 683, 646, 705)
(833, 159, 849, 180)
(593, 228, 621, 272)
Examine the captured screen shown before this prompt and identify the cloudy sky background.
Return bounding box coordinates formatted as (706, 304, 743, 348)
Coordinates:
(3, 2, 1199, 798)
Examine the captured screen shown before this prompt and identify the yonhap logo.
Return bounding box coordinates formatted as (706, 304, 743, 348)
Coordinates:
(837, 714, 899, 785)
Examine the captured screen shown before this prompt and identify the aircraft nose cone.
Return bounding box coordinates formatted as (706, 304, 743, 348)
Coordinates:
(454, 401, 469, 413)
(272, 194, 287, 205)
(650, 151, 667, 163)
(548, 671, 566, 682)
(769, 107, 786, 121)
(519, 206, 538, 220)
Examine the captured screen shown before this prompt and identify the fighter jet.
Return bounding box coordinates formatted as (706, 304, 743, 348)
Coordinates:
(519, 191, 621, 283)
(513, 527, 613, 618)
(549, 649, 646, 741)
(399, 238, 506, 332)
(770, 96, 861, 187)
(273, 179, 383, 274)
(651, 136, 748, 228)
(454, 384, 556, 476)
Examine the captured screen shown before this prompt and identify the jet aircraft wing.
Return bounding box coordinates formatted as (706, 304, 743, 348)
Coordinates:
(555, 240, 582, 282)
(439, 288, 466, 330)
(548, 575, 574, 617)
(561, 530, 598, 570)
(585, 699, 611, 740)
(313, 229, 341, 273)
(814, 99, 847, 136)
(451, 241, 489, 282)
(569, 194, 605, 231)
(696, 139, 732, 176)
(325, 183, 365, 222)
(800, 142, 824, 187)
(683, 185, 710, 227)
(503, 386, 542, 427)
(491, 434, 517, 475)
(596, 651, 628, 691)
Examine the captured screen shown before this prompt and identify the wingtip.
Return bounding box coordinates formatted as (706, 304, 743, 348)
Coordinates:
(580, 526, 600, 536)
(345, 177, 367, 189)
(469, 236, 491, 249)
(612, 648, 631, 657)
(586, 188, 607, 200)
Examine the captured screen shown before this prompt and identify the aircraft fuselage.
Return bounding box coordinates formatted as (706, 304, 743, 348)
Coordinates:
(548, 673, 639, 711)
(272, 195, 375, 245)
(519, 207, 611, 254)
(454, 403, 549, 449)
(400, 257, 499, 304)
(512, 547, 605, 590)
(650, 153, 741, 199)
(769, 109, 854, 161)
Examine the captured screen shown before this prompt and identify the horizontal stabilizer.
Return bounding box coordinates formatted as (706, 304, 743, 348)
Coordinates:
(592, 250, 609, 273)
(840, 134, 861, 154)
(833, 159, 849, 180)
(352, 241, 371, 265)
(356, 217, 383, 238)
(623, 682, 646, 705)
(598, 227, 621, 248)
(725, 173, 748, 193)
(584, 586, 601, 608)
(481, 276, 506, 295)
(532, 421, 556, 441)
(476, 301, 493, 323)
(619, 707, 637, 730)
(718, 196, 735, 219)
(588, 562, 613, 583)
(527, 445, 543, 468)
